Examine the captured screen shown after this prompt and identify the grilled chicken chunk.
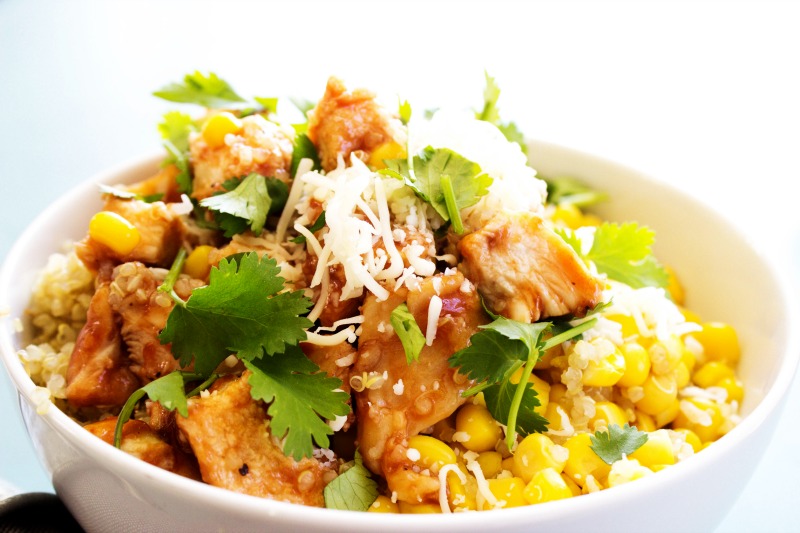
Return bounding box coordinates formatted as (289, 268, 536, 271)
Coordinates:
(459, 211, 603, 323)
(66, 283, 140, 407)
(354, 271, 487, 504)
(176, 373, 335, 506)
(107, 262, 202, 382)
(76, 197, 184, 270)
(85, 418, 201, 480)
(189, 114, 293, 201)
(307, 77, 404, 172)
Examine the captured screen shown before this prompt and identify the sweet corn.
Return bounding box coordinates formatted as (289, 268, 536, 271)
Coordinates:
(561, 473, 582, 496)
(680, 343, 697, 373)
(513, 434, 568, 483)
(368, 141, 406, 170)
(183, 245, 213, 279)
(447, 466, 477, 511)
(648, 335, 683, 375)
(529, 373, 551, 416)
(629, 429, 675, 467)
(88, 211, 140, 255)
(654, 398, 680, 428)
(582, 347, 626, 387)
(368, 495, 399, 513)
(407, 435, 457, 473)
(617, 342, 650, 387)
(693, 361, 735, 388)
(635, 373, 678, 416)
(693, 322, 741, 365)
(551, 203, 584, 229)
(607, 458, 653, 488)
(634, 410, 656, 432)
(397, 501, 441, 514)
(201, 111, 242, 148)
(590, 401, 629, 432)
(680, 307, 702, 325)
(563, 433, 611, 487)
(675, 362, 691, 388)
(481, 478, 527, 510)
(581, 213, 603, 226)
(523, 468, 574, 504)
(607, 314, 639, 339)
(717, 376, 744, 403)
(455, 403, 503, 453)
(549, 383, 568, 405)
(544, 402, 571, 434)
(665, 266, 685, 306)
(674, 398, 725, 443)
(672, 428, 702, 453)
(476, 451, 503, 479)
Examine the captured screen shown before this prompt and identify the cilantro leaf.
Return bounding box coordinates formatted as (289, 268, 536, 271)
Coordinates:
(253, 96, 278, 114)
(158, 111, 195, 154)
(449, 329, 527, 387)
(291, 211, 326, 244)
(98, 184, 163, 204)
(587, 223, 669, 289)
(475, 71, 527, 154)
(324, 451, 379, 511)
(159, 253, 313, 375)
(200, 174, 288, 237)
(291, 132, 320, 176)
(244, 345, 350, 460)
(398, 98, 412, 125)
(163, 139, 192, 194)
(291, 97, 316, 116)
(545, 176, 607, 207)
(483, 379, 548, 436)
(383, 146, 492, 233)
(590, 423, 649, 464)
(153, 71, 246, 108)
(390, 303, 426, 364)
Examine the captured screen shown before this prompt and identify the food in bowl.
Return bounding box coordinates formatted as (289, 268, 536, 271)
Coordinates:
(14, 72, 745, 514)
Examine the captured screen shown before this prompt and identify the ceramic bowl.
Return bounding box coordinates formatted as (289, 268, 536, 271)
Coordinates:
(1, 142, 798, 532)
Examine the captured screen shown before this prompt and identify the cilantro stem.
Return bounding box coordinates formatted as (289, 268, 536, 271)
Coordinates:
(114, 388, 147, 448)
(186, 373, 219, 397)
(158, 247, 188, 307)
(506, 347, 538, 449)
(542, 318, 598, 351)
(440, 174, 464, 234)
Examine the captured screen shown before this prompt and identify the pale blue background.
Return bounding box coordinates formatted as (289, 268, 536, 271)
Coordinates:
(1, 0, 799, 530)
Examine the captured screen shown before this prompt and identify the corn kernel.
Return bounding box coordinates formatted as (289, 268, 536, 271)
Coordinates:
(693, 322, 740, 365)
(561, 473, 582, 496)
(549, 383, 568, 405)
(590, 401, 629, 432)
(581, 213, 603, 227)
(617, 342, 651, 387)
(680, 343, 697, 373)
(675, 362, 691, 388)
(607, 314, 639, 339)
(447, 466, 477, 511)
(674, 398, 725, 443)
(648, 335, 683, 375)
(629, 429, 675, 467)
(407, 435, 456, 473)
(654, 398, 681, 428)
(368, 495, 399, 513)
(680, 307, 702, 325)
(563, 433, 611, 487)
(501, 456, 516, 473)
(635, 374, 678, 416)
(665, 266, 685, 306)
(397, 501, 441, 514)
(476, 451, 503, 479)
(201, 111, 242, 148)
(551, 203, 584, 230)
(607, 457, 653, 487)
(634, 410, 656, 432)
(455, 404, 502, 453)
(368, 141, 406, 170)
(513, 434, 568, 483)
(88, 211, 140, 255)
(523, 467, 574, 504)
(672, 428, 702, 453)
(693, 361, 735, 388)
(183, 245, 213, 279)
(582, 347, 626, 387)
(717, 376, 744, 404)
(544, 402, 571, 435)
(481, 478, 527, 510)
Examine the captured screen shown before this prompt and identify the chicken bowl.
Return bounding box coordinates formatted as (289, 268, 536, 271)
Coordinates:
(1, 76, 799, 532)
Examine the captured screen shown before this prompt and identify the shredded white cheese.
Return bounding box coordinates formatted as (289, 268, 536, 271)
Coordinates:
(437, 463, 467, 514)
(426, 295, 443, 346)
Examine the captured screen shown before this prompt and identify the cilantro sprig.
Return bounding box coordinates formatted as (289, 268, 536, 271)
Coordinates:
(475, 71, 527, 154)
(559, 222, 669, 290)
(381, 146, 492, 234)
(153, 71, 247, 108)
(590, 423, 649, 464)
(390, 303, 426, 364)
(199, 174, 288, 237)
(323, 451, 379, 511)
(450, 315, 597, 448)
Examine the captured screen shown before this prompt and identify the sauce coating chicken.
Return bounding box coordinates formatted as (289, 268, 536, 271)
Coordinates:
(459, 211, 603, 323)
(76, 197, 184, 270)
(175, 373, 336, 506)
(307, 77, 404, 172)
(354, 271, 487, 504)
(189, 114, 293, 201)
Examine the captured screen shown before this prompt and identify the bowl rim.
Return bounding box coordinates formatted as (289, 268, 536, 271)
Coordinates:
(1, 142, 799, 530)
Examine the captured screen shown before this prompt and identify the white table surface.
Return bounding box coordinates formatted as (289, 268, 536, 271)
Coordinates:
(1, 0, 798, 530)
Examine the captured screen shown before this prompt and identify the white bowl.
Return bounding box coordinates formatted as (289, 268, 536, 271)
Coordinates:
(1, 142, 798, 532)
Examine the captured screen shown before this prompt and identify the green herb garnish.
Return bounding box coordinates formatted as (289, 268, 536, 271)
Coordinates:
(590, 423, 649, 464)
